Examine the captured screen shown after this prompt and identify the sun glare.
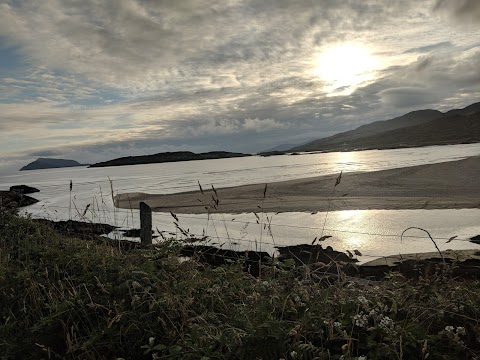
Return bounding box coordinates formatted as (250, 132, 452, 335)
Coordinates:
(314, 43, 378, 94)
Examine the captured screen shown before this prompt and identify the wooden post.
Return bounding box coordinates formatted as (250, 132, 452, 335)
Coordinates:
(140, 201, 152, 246)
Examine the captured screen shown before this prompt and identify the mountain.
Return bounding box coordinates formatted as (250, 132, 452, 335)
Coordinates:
(262, 143, 301, 152)
(89, 151, 252, 168)
(20, 158, 86, 171)
(292, 102, 480, 152)
(444, 102, 480, 116)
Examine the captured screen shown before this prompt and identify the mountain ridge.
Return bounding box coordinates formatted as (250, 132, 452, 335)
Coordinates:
(291, 102, 480, 152)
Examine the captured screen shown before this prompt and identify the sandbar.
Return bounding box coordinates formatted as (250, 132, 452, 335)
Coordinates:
(115, 156, 480, 214)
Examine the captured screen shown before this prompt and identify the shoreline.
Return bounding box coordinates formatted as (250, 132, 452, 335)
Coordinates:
(115, 155, 480, 214)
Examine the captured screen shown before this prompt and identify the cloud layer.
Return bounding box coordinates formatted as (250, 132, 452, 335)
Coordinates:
(0, 0, 479, 173)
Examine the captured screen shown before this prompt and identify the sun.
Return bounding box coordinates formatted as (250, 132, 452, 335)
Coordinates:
(313, 43, 378, 94)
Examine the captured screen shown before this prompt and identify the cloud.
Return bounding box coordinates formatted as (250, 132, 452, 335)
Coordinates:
(28, 149, 63, 157)
(434, 0, 480, 24)
(0, 0, 420, 89)
(0, 0, 480, 169)
(378, 87, 441, 108)
(404, 41, 453, 54)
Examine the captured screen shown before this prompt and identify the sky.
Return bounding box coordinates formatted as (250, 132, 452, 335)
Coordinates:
(0, 0, 479, 173)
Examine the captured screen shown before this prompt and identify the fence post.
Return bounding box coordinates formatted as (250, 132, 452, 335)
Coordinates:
(140, 201, 152, 246)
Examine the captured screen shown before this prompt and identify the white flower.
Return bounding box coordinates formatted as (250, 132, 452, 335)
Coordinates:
(357, 356, 367, 360)
(131, 281, 142, 289)
(379, 316, 395, 333)
(445, 326, 455, 333)
(456, 327, 466, 336)
(357, 295, 369, 307)
(353, 313, 368, 328)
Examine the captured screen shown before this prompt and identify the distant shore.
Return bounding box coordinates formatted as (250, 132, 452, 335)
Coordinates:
(115, 155, 480, 214)
(89, 151, 251, 168)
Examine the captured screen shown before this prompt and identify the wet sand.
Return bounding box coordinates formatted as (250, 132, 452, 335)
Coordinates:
(115, 155, 480, 214)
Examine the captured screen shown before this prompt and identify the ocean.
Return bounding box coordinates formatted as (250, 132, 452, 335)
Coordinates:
(2, 142, 480, 263)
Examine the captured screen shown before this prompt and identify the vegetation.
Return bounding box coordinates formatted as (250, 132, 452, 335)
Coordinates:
(1, 210, 480, 359)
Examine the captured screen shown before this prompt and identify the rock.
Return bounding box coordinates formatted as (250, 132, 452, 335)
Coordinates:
(121, 228, 157, 238)
(470, 235, 480, 244)
(34, 219, 117, 236)
(275, 244, 358, 265)
(0, 191, 39, 209)
(360, 250, 480, 280)
(9, 185, 40, 194)
(33, 219, 141, 251)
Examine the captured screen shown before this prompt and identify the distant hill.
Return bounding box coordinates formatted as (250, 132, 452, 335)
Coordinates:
(89, 151, 252, 168)
(262, 143, 301, 152)
(20, 158, 86, 171)
(292, 102, 480, 152)
(444, 102, 480, 116)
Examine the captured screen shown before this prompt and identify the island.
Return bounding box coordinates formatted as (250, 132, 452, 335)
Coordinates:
(89, 151, 252, 168)
(20, 158, 86, 171)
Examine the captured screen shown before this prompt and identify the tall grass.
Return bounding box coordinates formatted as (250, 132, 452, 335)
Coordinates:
(2, 209, 480, 359)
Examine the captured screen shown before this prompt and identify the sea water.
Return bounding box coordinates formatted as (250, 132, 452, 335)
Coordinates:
(2, 143, 480, 262)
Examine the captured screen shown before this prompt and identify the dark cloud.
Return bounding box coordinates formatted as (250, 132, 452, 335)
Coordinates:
(28, 149, 62, 157)
(434, 0, 480, 24)
(404, 41, 453, 54)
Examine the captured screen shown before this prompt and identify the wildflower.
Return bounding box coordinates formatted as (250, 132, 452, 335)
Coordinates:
(443, 326, 466, 345)
(131, 281, 142, 290)
(379, 316, 394, 332)
(358, 356, 367, 360)
(357, 295, 369, 307)
(353, 313, 368, 328)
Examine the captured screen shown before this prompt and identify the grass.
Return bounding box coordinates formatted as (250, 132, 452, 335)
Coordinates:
(1, 209, 480, 359)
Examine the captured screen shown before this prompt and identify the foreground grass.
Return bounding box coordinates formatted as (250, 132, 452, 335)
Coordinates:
(1, 211, 480, 359)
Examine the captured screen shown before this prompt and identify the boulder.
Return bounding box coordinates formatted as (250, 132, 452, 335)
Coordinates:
(0, 191, 39, 209)
(470, 235, 480, 244)
(10, 185, 40, 194)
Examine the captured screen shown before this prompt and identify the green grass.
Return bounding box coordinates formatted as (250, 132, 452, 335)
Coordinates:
(1, 210, 480, 359)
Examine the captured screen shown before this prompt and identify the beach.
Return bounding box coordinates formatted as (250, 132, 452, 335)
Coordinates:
(115, 155, 480, 214)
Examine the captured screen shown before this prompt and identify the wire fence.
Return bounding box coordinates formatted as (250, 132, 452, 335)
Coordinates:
(25, 203, 477, 243)
(15, 173, 480, 266)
